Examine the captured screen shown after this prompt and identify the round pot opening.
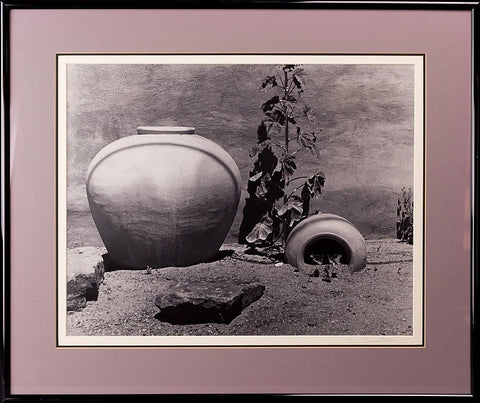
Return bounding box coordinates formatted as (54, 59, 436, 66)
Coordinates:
(303, 237, 351, 265)
(136, 126, 195, 135)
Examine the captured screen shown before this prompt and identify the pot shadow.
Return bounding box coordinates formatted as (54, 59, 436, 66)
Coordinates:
(248, 247, 283, 260)
(101, 253, 120, 272)
(154, 302, 242, 325)
(101, 249, 235, 272)
(203, 249, 235, 263)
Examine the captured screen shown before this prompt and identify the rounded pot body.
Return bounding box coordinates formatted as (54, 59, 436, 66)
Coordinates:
(86, 126, 241, 268)
(284, 213, 367, 273)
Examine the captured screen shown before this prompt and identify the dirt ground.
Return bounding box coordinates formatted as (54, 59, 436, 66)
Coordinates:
(66, 238, 413, 337)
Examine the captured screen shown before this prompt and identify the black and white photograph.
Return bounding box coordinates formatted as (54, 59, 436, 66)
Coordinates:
(57, 54, 424, 346)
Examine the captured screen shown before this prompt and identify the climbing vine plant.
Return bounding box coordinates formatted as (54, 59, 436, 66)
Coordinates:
(239, 65, 325, 252)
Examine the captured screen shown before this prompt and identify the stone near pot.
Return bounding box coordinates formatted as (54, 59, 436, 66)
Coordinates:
(86, 126, 241, 268)
(155, 280, 265, 325)
(284, 213, 367, 274)
(66, 246, 105, 311)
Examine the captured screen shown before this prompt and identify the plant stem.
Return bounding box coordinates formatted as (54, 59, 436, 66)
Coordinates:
(284, 69, 289, 156)
(286, 182, 308, 200)
(286, 176, 309, 186)
(282, 69, 290, 246)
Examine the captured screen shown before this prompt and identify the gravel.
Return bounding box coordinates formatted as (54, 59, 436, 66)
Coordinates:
(66, 239, 413, 337)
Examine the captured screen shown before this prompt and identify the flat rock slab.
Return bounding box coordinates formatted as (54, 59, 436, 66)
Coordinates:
(67, 247, 106, 311)
(155, 280, 265, 325)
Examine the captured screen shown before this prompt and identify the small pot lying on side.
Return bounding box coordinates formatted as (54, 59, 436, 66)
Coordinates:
(284, 213, 367, 274)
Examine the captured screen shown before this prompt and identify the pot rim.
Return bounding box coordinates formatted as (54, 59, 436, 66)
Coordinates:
(137, 126, 195, 135)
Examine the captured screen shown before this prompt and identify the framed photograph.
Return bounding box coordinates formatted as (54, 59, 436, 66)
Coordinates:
(2, 0, 478, 399)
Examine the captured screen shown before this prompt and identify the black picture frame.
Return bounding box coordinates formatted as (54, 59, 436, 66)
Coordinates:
(1, 0, 478, 401)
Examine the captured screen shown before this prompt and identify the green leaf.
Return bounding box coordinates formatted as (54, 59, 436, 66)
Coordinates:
(287, 207, 303, 226)
(277, 196, 304, 216)
(293, 67, 305, 76)
(282, 100, 297, 113)
(265, 110, 286, 124)
(264, 120, 282, 135)
(249, 139, 271, 157)
(260, 75, 278, 90)
(302, 104, 316, 122)
(292, 74, 304, 91)
(297, 129, 317, 152)
(303, 171, 326, 198)
(261, 96, 280, 113)
(277, 196, 304, 227)
(282, 154, 297, 176)
(249, 171, 263, 182)
(263, 110, 286, 134)
(273, 160, 283, 174)
(245, 216, 274, 243)
(255, 173, 271, 197)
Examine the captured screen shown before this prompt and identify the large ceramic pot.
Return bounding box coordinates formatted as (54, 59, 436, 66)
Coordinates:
(284, 213, 367, 274)
(86, 126, 242, 269)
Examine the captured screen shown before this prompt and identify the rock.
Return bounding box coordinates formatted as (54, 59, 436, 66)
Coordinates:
(155, 280, 265, 324)
(67, 295, 87, 312)
(67, 247, 105, 311)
